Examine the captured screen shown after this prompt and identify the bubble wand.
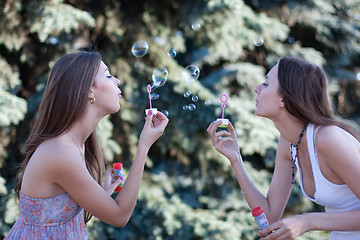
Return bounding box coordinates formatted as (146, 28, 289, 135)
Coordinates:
(145, 84, 158, 115)
(217, 94, 229, 128)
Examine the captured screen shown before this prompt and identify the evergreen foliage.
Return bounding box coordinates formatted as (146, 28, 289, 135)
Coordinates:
(1, 0, 359, 239)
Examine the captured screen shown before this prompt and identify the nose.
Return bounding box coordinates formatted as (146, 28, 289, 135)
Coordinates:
(254, 84, 261, 94)
(116, 78, 120, 87)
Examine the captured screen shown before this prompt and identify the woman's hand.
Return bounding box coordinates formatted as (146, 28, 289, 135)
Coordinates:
(258, 214, 309, 240)
(102, 169, 123, 195)
(138, 111, 169, 150)
(207, 120, 241, 163)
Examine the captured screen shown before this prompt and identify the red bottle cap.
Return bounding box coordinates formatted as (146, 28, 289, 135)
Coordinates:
(113, 163, 123, 169)
(115, 186, 122, 192)
(251, 206, 264, 217)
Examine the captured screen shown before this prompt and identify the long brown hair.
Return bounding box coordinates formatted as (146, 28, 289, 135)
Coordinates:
(277, 56, 360, 140)
(15, 51, 105, 223)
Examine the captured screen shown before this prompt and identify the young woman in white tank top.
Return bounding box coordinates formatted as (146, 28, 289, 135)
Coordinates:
(208, 56, 360, 239)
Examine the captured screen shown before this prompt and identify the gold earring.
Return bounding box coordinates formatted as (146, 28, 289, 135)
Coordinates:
(90, 97, 96, 104)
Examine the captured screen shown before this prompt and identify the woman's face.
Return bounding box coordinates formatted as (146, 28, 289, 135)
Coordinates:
(91, 61, 122, 115)
(253, 63, 284, 119)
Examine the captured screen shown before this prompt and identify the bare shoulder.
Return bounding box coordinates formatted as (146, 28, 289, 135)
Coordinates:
(276, 134, 292, 161)
(315, 125, 359, 151)
(315, 125, 360, 170)
(22, 136, 83, 197)
(34, 136, 83, 169)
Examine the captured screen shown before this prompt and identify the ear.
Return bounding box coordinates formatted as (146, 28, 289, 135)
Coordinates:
(279, 98, 285, 108)
(88, 89, 95, 99)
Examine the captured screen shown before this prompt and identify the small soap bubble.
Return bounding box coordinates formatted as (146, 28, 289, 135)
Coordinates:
(188, 103, 196, 111)
(184, 91, 191, 98)
(192, 95, 198, 102)
(288, 37, 295, 44)
(182, 65, 200, 84)
(151, 93, 159, 100)
(152, 67, 168, 87)
(161, 110, 169, 117)
(167, 49, 177, 58)
(253, 37, 264, 47)
(131, 40, 149, 57)
(353, 14, 359, 21)
(183, 105, 189, 110)
(191, 21, 201, 31)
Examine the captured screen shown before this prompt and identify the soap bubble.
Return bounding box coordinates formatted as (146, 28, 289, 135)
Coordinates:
(191, 21, 201, 31)
(288, 37, 295, 44)
(167, 49, 177, 58)
(184, 91, 191, 98)
(182, 65, 200, 84)
(161, 110, 169, 117)
(152, 67, 168, 87)
(151, 93, 159, 100)
(188, 103, 196, 111)
(253, 37, 264, 47)
(183, 105, 189, 110)
(191, 95, 198, 102)
(131, 40, 149, 57)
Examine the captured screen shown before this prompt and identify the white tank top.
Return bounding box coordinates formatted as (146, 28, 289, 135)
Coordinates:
(291, 124, 360, 239)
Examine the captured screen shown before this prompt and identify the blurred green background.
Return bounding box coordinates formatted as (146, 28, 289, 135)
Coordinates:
(1, 0, 359, 239)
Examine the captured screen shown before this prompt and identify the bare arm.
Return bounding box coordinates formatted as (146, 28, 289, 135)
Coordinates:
(52, 112, 168, 227)
(207, 120, 293, 223)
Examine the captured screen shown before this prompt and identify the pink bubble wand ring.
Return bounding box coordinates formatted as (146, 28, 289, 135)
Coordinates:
(145, 84, 157, 115)
(217, 94, 229, 128)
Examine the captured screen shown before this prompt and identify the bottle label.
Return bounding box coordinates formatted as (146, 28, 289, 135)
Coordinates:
(254, 213, 269, 230)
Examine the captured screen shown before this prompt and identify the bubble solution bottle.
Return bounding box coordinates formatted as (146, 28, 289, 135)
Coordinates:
(251, 206, 270, 235)
(113, 163, 125, 192)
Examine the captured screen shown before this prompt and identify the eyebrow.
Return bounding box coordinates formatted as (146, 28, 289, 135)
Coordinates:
(104, 68, 109, 73)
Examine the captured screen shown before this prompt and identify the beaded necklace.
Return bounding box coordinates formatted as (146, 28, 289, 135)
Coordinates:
(290, 124, 308, 184)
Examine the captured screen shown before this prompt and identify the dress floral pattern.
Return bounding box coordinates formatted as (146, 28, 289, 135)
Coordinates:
(5, 191, 87, 239)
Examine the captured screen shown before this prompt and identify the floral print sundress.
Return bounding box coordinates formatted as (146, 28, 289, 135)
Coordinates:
(5, 191, 87, 239)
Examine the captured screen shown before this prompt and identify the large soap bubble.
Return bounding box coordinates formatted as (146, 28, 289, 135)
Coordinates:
(131, 40, 149, 57)
(182, 65, 200, 84)
(152, 67, 168, 87)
